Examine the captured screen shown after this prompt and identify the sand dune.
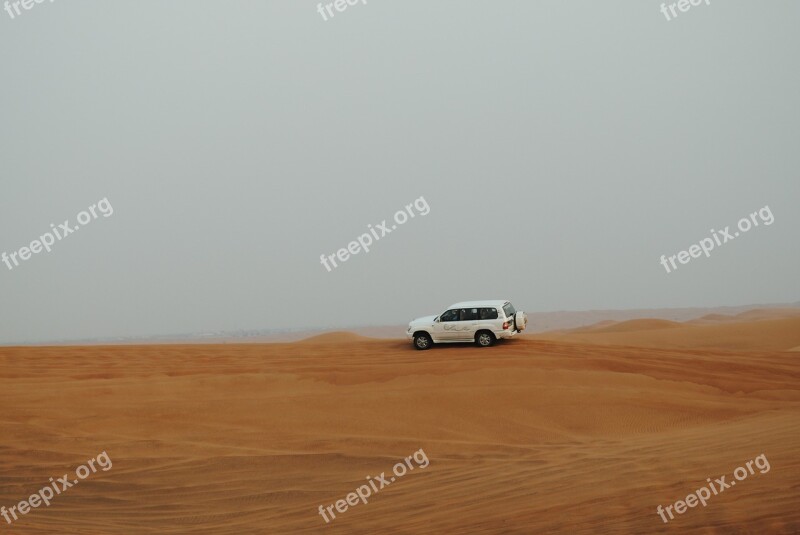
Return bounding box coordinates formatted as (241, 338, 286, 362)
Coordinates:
(689, 308, 800, 325)
(1, 320, 799, 533)
(580, 318, 682, 333)
(520, 303, 800, 333)
(297, 331, 376, 344)
(537, 315, 800, 352)
(694, 313, 735, 322)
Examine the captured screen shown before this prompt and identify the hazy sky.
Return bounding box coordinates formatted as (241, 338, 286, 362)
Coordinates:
(1, 1, 798, 344)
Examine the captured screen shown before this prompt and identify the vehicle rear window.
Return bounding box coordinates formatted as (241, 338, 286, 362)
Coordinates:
(502, 303, 516, 318)
(479, 308, 498, 319)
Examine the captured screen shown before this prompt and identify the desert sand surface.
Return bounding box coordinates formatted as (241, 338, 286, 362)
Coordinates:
(1, 316, 799, 533)
(537, 312, 800, 351)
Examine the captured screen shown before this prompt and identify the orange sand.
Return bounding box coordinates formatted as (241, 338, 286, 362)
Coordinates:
(1, 313, 799, 533)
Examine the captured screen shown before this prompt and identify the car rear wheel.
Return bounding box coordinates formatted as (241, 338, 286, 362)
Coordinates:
(413, 333, 433, 350)
(475, 330, 495, 347)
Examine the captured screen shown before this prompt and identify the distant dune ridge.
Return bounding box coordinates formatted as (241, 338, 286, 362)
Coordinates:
(253, 303, 800, 344)
(297, 331, 374, 344)
(536, 310, 800, 351)
(521, 302, 800, 334)
(1, 307, 799, 533)
(11, 302, 800, 345)
(577, 319, 683, 333)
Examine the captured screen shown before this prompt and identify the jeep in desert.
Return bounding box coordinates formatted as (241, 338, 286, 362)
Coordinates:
(407, 300, 527, 350)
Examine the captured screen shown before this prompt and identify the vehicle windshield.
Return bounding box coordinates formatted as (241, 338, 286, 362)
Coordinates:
(502, 302, 516, 318)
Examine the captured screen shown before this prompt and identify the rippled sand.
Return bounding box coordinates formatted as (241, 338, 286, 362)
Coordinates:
(1, 316, 799, 533)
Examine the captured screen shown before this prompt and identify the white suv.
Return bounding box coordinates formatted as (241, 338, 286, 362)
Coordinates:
(407, 300, 527, 350)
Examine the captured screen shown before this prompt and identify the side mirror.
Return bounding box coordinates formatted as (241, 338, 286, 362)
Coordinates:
(434, 316, 439, 322)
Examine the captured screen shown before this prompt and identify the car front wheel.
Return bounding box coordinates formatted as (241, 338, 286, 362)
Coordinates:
(413, 333, 433, 350)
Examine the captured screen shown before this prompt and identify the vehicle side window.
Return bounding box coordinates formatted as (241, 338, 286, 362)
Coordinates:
(440, 309, 459, 322)
(479, 308, 498, 320)
(503, 303, 516, 318)
(460, 308, 479, 321)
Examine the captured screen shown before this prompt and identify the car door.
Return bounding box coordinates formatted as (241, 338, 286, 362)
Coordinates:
(455, 308, 480, 340)
(436, 309, 460, 341)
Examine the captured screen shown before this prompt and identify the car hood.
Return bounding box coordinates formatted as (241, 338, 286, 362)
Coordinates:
(409, 315, 438, 327)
